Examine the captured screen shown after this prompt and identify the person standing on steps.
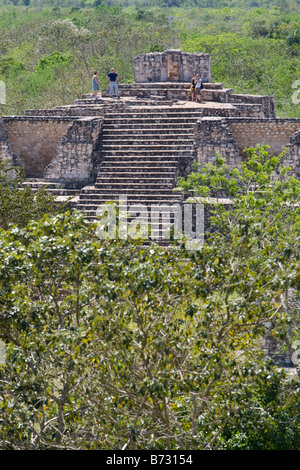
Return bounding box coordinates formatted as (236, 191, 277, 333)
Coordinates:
(195, 74, 203, 102)
(190, 73, 196, 102)
(92, 70, 100, 99)
(107, 68, 120, 99)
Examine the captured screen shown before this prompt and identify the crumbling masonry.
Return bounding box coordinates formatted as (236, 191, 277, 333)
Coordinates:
(1, 49, 300, 239)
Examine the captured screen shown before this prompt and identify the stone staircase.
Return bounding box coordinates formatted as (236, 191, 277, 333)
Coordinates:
(77, 105, 200, 242)
(100, 81, 226, 102)
(24, 81, 273, 120)
(19, 80, 276, 243)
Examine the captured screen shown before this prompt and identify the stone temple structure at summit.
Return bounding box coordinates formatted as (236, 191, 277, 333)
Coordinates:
(1, 49, 300, 240)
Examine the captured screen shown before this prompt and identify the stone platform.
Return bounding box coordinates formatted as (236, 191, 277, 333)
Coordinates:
(1, 74, 300, 242)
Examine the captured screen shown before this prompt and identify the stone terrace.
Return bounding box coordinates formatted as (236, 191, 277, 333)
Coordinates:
(1, 52, 300, 242)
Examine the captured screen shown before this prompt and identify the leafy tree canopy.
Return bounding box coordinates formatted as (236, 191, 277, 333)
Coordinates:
(0, 147, 300, 450)
(35, 51, 74, 71)
(0, 158, 68, 230)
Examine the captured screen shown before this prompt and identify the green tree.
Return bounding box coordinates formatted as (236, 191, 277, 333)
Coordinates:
(35, 51, 73, 71)
(1, 147, 300, 449)
(0, 158, 67, 230)
(0, 57, 26, 78)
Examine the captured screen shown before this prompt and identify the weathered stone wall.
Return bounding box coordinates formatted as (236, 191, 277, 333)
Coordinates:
(44, 117, 103, 186)
(228, 94, 275, 118)
(200, 103, 270, 119)
(283, 128, 300, 177)
(0, 118, 14, 166)
(194, 117, 300, 170)
(194, 117, 241, 167)
(0, 118, 22, 175)
(228, 118, 300, 159)
(134, 49, 211, 83)
(24, 107, 106, 118)
(2, 117, 73, 177)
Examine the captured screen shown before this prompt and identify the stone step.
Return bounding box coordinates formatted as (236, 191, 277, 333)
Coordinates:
(99, 160, 181, 167)
(101, 87, 230, 102)
(94, 183, 175, 189)
(95, 224, 182, 234)
(82, 203, 185, 210)
(78, 203, 182, 212)
(29, 108, 105, 118)
(79, 219, 183, 241)
(103, 110, 200, 117)
(97, 173, 175, 179)
(20, 180, 80, 196)
(98, 169, 177, 177)
(101, 137, 194, 145)
(78, 203, 183, 212)
(96, 174, 175, 181)
(120, 106, 203, 114)
(102, 128, 195, 135)
(99, 164, 178, 171)
(47, 189, 80, 196)
(79, 198, 183, 206)
(82, 82, 223, 96)
(71, 98, 109, 106)
(104, 106, 201, 112)
(102, 129, 194, 136)
(80, 187, 178, 195)
(101, 89, 186, 98)
(97, 177, 176, 184)
(56, 102, 104, 109)
(100, 152, 192, 159)
(78, 192, 182, 201)
(126, 213, 183, 220)
(78, 193, 182, 200)
(103, 124, 195, 132)
(76, 97, 176, 107)
(97, 169, 177, 177)
(105, 83, 193, 90)
(78, 211, 185, 220)
(78, 204, 186, 215)
(100, 91, 181, 99)
(21, 181, 63, 190)
(103, 116, 198, 124)
(104, 111, 202, 119)
(101, 142, 193, 150)
(101, 150, 194, 158)
(99, 162, 178, 168)
(94, 183, 174, 190)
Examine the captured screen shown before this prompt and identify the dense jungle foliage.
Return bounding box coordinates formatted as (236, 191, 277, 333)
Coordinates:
(1, 147, 300, 450)
(1, 0, 300, 451)
(0, 0, 299, 116)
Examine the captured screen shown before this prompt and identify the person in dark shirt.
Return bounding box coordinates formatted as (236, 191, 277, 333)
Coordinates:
(190, 73, 196, 102)
(107, 68, 120, 99)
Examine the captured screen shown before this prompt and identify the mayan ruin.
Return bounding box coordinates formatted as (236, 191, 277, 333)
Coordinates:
(2, 0, 300, 451)
(1, 49, 300, 237)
